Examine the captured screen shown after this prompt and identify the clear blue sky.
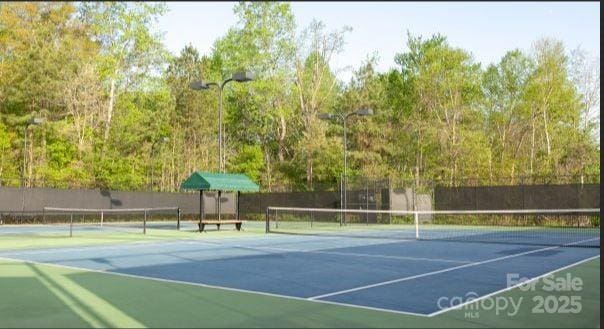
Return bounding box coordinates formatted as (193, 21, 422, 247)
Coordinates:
(157, 2, 600, 81)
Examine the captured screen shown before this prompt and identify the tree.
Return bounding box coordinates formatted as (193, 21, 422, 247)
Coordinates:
(165, 45, 219, 189)
(482, 50, 534, 181)
(62, 62, 104, 157)
(77, 2, 168, 147)
(94, 87, 173, 190)
(0, 122, 18, 184)
(294, 20, 350, 188)
(0, 2, 100, 186)
(0, 3, 78, 116)
(568, 47, 600, 143)
(213, 2, 296, 190)
(228, 144, 264, 181)
(393, 33, 486, 184)
(336, 55, 389, 179)
(524, 38, 584, 177)
(0, 3, 599, 191)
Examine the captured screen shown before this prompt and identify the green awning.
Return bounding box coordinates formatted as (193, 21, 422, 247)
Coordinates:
(180, 171, 260, 192)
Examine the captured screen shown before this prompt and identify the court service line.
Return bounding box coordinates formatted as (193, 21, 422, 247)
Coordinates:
(185, 240, 473, 264)
(426, 254, 601, 317)
(262, 246, 473, 264)
(308, 237, 600, 300)
(0, 255, 430, 318)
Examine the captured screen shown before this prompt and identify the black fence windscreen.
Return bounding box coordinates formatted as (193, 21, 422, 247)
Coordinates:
(435, 184, 600, 210)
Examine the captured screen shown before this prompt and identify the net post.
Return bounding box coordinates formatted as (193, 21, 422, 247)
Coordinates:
(42, 207, 46, 224)
(414, 211, 419, 239)
(177, 208, 181, 230)
(100, 211, 104, 227)
(143, 209, 147, 234)
(265, 207, 269, 233)
(69, 213, 73, 237)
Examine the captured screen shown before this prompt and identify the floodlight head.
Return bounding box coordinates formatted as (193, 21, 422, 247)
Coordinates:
(189, 80, 209, 90)
(317, 113, 336, 120)
(232, 71, 254, 82)
(354, 108, 373, 116)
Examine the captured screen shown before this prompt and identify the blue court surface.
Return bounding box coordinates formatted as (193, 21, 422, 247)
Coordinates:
(0, 233, 599, 316)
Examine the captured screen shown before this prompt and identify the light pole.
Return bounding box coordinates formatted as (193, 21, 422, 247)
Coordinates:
(150, 136, 170, 191)
(22, 117, 44, 187)
(318, 108, 373, 224)
(190, 71, 254, 173)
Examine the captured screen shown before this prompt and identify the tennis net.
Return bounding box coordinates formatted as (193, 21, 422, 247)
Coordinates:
(265, 207, 600, 248)
(0, 207, 181, 237)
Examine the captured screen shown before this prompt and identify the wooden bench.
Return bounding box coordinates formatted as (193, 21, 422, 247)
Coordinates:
(198, 220, 244, 232)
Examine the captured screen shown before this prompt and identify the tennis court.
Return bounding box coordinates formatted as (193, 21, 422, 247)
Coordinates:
(0, 208, 600, 326)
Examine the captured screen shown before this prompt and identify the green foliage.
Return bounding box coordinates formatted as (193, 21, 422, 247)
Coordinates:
(213, 2, 297, 189)
(77, 2, 168, 83)
(228, 144, 264, 181)
(0, 122, 18, 181)
(38, 135, 91, 188)
(94, 153, 147, 191)
(0, 3, 599, 192)
(390, 33, 487, 183)
(165, 45, 220, 178)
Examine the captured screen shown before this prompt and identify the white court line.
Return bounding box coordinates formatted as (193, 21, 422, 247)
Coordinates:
(0, 255, 430, 318)
(4, 235, 469, 264)
(1, 233, 396, 257)
(184, 240, 472, 264)
(427, 254, 601, 317)
(308, 237, 600, 300)
(261, 246, 473, 264)
(1, 238, 599, 317)
(0, 240, 197, 256)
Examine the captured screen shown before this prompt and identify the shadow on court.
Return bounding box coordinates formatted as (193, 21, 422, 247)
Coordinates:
(1, 235, 599, 315)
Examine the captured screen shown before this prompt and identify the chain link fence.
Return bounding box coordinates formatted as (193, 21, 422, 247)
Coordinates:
(1, 175, 599, 222)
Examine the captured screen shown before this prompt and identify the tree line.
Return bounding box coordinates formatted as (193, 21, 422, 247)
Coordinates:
(0, 2, 599, 192)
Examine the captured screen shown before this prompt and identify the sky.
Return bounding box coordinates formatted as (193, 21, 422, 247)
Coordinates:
(156, 2, 600, 81)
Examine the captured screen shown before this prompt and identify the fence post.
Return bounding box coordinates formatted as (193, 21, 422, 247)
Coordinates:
(339, 173, 343, 226)
(69, 213, 73, 237)
(414, 211, 419, 239)
(474, 178, 478, 211)
(100, 211, 104, 227)
(177, 208, 181, 230)
(143, 209, 147, 234)
(366, 184, 369, 224)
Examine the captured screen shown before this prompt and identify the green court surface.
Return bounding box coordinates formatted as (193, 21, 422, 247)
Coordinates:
(0, 221, 256, 251)
(0, 226, 600, 328)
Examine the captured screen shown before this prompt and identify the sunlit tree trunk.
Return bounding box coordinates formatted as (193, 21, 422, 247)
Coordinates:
(530, 110, 536, 175)
(103, 78, 116, 145)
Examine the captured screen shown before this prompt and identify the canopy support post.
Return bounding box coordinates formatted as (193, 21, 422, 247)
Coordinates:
(236, 190, 240, 221)
(199, 190, 204, 232)
(218, 190, 222, 222)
